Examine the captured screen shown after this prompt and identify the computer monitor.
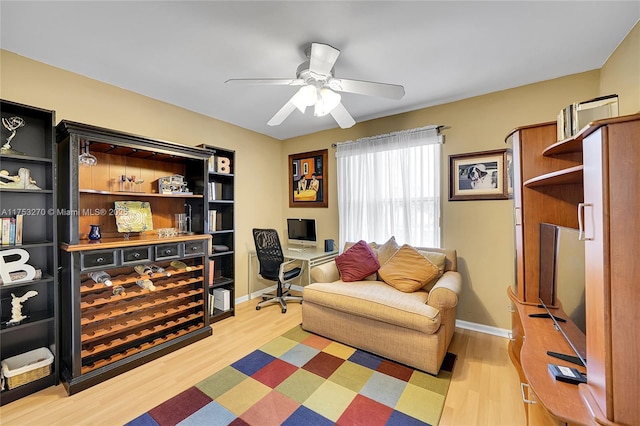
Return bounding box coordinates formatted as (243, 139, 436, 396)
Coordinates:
(287, 218, 317, 247)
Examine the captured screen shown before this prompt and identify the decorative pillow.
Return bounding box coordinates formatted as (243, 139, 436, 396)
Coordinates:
(335, 240, 381, 282)
(378, 244, 440, 292)
(418, 250, 447, 291)
(376, 236, 400, 266)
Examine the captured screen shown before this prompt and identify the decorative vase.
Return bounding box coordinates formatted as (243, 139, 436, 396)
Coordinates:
(88, 224, 102, 241)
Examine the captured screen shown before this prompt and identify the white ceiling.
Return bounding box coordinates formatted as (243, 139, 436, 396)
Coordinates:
(1, 1, 638, 140)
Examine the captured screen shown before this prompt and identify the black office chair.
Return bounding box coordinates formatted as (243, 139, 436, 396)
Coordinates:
(252, 228, 303, 313)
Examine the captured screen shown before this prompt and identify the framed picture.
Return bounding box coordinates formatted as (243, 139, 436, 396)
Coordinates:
(449, 148, 512, 201)
(289, 149, 328, 208)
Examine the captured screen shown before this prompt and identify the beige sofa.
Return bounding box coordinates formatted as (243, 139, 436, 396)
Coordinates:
(301, 245, 462, 375)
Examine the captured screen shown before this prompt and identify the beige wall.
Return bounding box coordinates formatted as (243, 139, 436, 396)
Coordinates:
(1, 20, 637, 330)
(0, 50, 284, 302)
(600, 21, 640, 115)
(284, 71, 601, 330)
(283, 22, 639, 330)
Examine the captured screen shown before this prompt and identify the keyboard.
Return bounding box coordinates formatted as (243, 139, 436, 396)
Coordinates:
(288, 247, 306, 252)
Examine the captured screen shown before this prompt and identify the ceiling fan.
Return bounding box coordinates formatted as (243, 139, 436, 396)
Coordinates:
(225, 42, 405, 129)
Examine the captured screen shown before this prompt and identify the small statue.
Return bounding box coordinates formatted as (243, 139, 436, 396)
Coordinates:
(7, 290, 38, 325)
(0, 168, 41, 189)
(1, 116, 26, 155)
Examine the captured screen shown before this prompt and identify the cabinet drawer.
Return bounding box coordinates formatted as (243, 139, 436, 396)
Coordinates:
(155, 243, 181, 260)
(122, 246, 152, 264)
(184, 241, 206, 258)
(80, 249, 118, 271)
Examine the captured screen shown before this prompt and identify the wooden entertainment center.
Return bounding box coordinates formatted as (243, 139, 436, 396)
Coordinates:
(506, 113, 640, 425)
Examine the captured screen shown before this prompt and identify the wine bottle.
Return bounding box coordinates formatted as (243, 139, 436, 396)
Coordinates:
(134, 264, 153, 277)
(89, 271, 113, 287)
(149, 264, 171, 277)
(136, 279, 156, 291)
(112, 286, 126, 296)
(170, 260, 192, 271)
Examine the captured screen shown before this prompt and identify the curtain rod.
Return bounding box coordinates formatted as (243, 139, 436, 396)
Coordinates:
(330, 125, 449, 148)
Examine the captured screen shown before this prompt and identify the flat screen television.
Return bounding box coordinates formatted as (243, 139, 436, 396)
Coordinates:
(538, 223, 587, 367)
(287, 218, 317, 247)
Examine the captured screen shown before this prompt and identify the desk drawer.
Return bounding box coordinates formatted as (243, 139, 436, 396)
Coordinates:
(155, 243, 181, 260)
(81, 249, 118, 271)
(122, 246, 152, 264)
(184, 241, 206, 258)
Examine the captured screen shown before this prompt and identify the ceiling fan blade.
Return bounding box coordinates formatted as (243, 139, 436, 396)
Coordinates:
(225, 78, 305, 86)
(309, 43, 340, 77)
(267, 100, 297, 126)
(329, 78, 405, 100)
(330, 102, 356, 129)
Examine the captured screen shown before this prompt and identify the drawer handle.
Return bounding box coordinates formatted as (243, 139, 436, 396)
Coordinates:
(190, 246, 198, 251)
(164, 249, 172, 255)
(96, 257, 104, 264)
(133, 252, 141, 258)
(520, 383, 536, 404)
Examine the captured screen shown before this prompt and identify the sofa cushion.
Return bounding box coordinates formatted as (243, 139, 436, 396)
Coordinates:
(378, 244, 440, 292)
(335, 240, 381, 282)
(303, 281, 441, 334)
(418, 250, 447, 290)
(376, 236, 400, 265)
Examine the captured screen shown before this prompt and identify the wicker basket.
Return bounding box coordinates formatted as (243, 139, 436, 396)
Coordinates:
(1, 347, 53, 390)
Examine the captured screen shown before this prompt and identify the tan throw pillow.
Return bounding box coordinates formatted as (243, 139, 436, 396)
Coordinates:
(378, 244, 440, 292)
(376, 236, 400, 266)
(418, 250, 447, 291)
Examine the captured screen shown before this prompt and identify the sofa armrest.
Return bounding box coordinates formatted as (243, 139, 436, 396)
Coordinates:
(427, 270, 462, 310)
(310, 260, 341, 283)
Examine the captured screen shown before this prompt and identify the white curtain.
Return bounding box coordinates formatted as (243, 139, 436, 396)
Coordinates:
(336, 126, 442, 248)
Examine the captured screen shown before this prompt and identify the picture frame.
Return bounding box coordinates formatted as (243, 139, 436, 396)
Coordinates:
(289, 149, 328, 208)
(449, 148, 512, 201)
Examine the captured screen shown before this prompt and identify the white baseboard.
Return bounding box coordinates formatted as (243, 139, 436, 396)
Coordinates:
(455, 319, 511, 338)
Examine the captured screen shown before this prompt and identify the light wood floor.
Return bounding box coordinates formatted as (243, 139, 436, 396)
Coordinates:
(0, 300, 525, 425)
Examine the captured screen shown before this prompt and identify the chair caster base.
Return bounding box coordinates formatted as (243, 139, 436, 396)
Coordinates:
(256, 305, 261, 310)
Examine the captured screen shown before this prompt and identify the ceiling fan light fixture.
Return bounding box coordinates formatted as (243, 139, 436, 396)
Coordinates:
(291, 84, 317, 112)
(314, 87, 341, 117)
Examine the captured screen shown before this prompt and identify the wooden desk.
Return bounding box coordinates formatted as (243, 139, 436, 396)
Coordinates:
(508, 288, 593, 425)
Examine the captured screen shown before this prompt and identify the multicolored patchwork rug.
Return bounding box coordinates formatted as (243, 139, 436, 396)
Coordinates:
(126, 325, 456, 426)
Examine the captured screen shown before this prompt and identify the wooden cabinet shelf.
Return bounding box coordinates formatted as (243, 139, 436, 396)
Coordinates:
(56, 120, 213, 395)
(523, 165, 583, 187)
(79, 189, 203, 198)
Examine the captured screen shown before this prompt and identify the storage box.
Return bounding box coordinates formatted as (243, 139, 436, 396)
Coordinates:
(1, 347, 53, 390)
(213, 288, 231, 311)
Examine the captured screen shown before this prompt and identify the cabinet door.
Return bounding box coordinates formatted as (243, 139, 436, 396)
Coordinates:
(581, 128, 610, 420)
(583, 121, 640, 425)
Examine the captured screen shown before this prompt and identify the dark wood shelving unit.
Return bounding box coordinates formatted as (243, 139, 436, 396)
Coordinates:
(0, 99, 58, 405)
(199, 144, 235, 323)
(56, 120, 213, 394)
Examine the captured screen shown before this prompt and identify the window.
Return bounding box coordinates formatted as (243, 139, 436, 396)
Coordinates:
(336, 126, 442, 247)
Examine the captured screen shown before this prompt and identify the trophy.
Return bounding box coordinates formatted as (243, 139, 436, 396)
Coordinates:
(1, 116, 26, 155)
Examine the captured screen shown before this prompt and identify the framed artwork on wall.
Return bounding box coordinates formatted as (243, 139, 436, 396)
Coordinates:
(449, 148, 512, 201)
(289, 149, 328, 208)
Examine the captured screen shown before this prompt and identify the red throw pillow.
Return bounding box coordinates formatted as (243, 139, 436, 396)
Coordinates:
(335, 240, 381, 282)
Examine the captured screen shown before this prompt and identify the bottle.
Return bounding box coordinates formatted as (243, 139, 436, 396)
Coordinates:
(136, 279, 156, 291)
(89, 271, 113, 287)
(170, 260, 192, 272)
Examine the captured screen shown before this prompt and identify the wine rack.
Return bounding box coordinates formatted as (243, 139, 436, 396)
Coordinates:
(56, 120, 213, 394)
